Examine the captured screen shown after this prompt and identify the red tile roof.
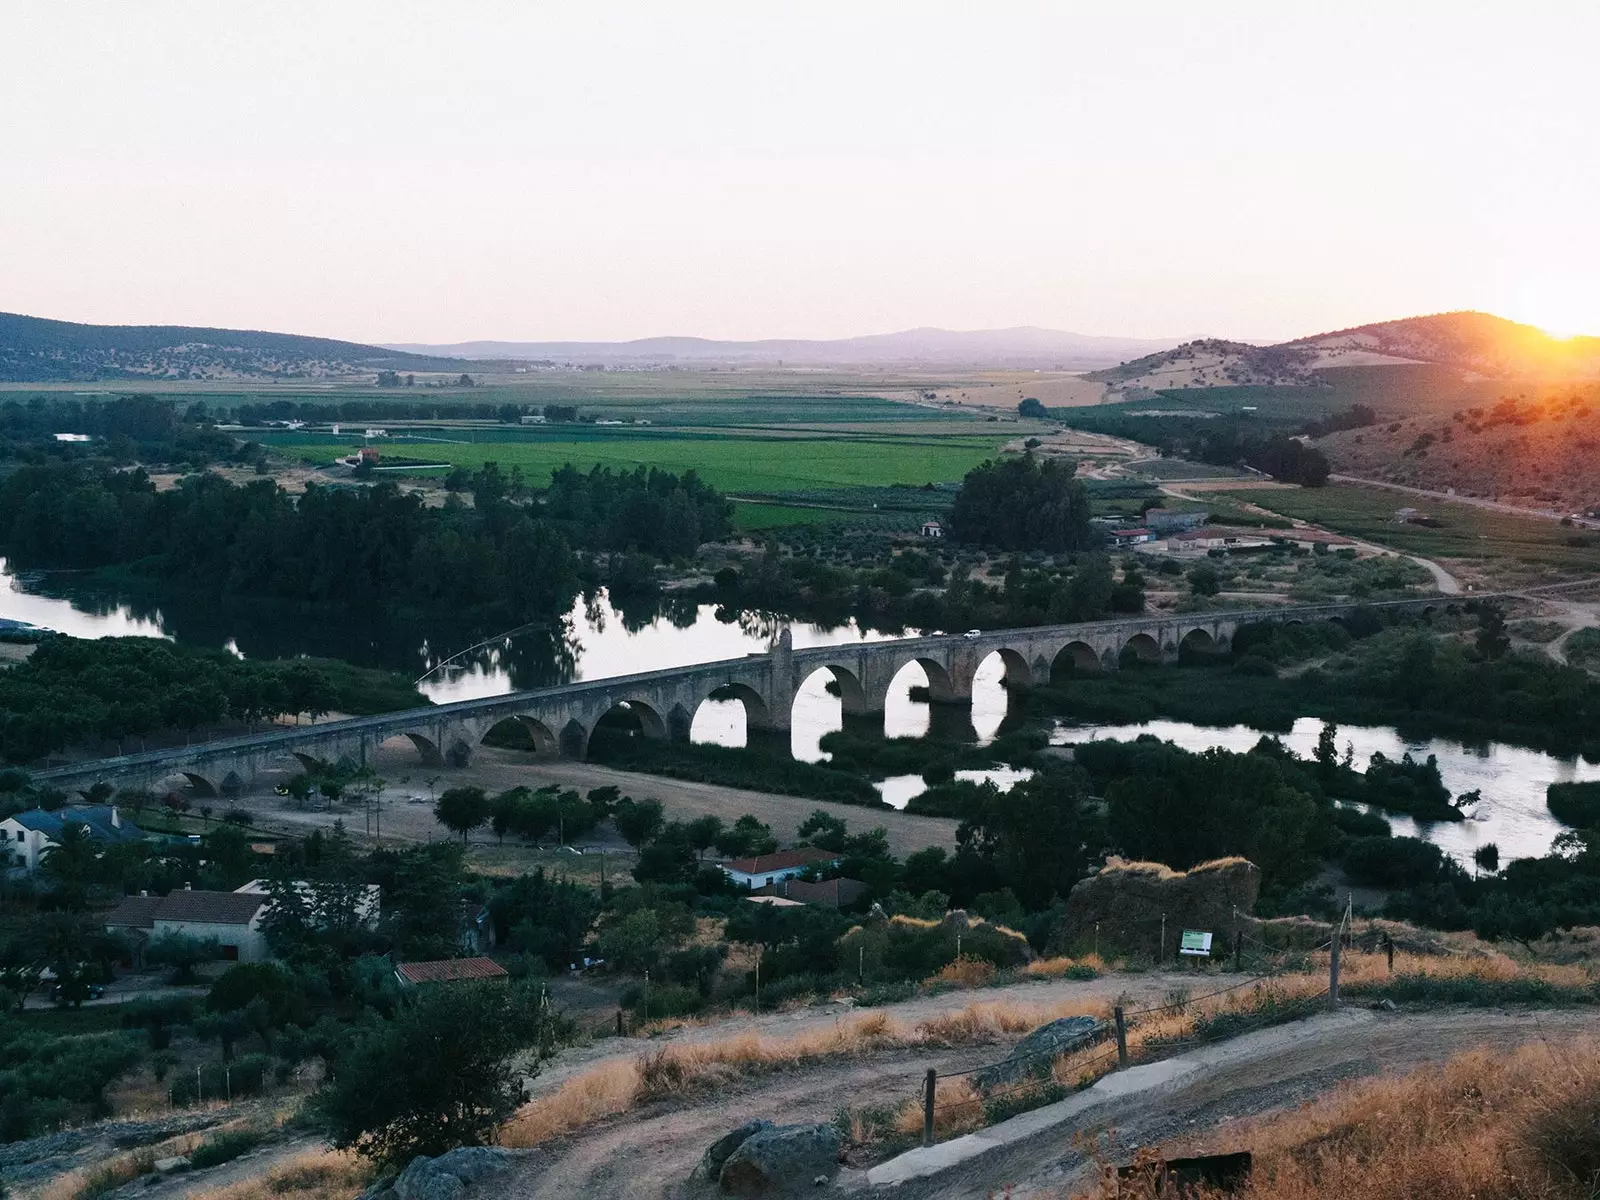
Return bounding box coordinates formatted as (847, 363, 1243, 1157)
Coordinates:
(395, 957, 509, 985)
(723, 847, 839, 875)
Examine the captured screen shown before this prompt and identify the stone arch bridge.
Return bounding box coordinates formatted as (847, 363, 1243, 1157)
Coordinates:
(32, 597, 1458, 799)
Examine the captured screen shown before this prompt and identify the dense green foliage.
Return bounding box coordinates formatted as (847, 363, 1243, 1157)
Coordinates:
(0, 460, 731, 618)
(0, 636, 423, 763)
(1548, 782, 1600, 829)
(0, 1019, 143, 1139)
(948, 455, 1096, 550)
(318, 981, 560, 1167)
(1052, 404, 1330, 486)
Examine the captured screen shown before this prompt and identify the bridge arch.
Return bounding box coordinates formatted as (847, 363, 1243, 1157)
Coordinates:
(980, 648, 1032, 690)
(798, 664, 869, 715)
(1050, 640, 1103, 679)
(481, 716, 560, 755)
(1178, 628, 1224, 660)
(691, 683, 773, 749)
(403, 731, 445, 767)
(180, 772, 219, 799)
(593, 699, 668, 740)
(888, 655, 958, 704)
(1121, 632, 1161, 665)
(291, 752, 327, 774)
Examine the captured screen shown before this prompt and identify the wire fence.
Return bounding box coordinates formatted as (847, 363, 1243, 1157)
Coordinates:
(915, 931, 1349, 1131)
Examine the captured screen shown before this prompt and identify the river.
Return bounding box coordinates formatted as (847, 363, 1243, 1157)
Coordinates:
(1052, 717, 1597, 865)
(3, 561, 1587, 855)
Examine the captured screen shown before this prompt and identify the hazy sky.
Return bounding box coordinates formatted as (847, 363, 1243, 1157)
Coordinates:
(3, 2, 1597, 344)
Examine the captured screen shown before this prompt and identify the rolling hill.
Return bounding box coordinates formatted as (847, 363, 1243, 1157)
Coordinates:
(1086, 312, 1600, 394)
(385, 326, 1178, 369)
(0, 312, 469, 382)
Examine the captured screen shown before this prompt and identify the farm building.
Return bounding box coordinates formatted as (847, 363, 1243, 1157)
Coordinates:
(720, 848, 840, 890)
(2, 806, 145, 874)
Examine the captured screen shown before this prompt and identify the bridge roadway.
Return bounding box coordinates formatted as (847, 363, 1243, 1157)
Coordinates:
(32, 596, 1459, 798)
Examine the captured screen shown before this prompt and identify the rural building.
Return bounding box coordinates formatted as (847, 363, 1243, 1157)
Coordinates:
(1108, 528, 1156, 547)
(719, 847, 840, 890)
(1165, 528, 1274, 554)
(759, 876, 869, 909)
(1143, 508, 1209, 534)
(920, 519, 944, 538)
(394, 956, 509, 988)
(2, 805, 145, 874)
(105, 885, 271, 963)
(743, 895, 804, 908)
(519, 414, 547, 424)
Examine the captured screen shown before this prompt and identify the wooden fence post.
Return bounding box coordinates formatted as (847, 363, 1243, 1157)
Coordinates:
(1114, 1006, 1128, 1068)
(923, 1069, 936, 1148)
(1328, 935, 1341, 1010)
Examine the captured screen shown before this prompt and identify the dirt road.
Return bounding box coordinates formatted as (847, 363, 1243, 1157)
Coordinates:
(871, 1006, 1600, 1199)
(492, 1004, 1600, 1199)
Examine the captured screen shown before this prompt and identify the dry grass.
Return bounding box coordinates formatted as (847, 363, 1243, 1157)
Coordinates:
(1025, 954, 1109, 979)
(1076, 1040, 1600, 1200)
(505, 949, 1595, 1154)
(185, 1149, 370, 1200)
(927, 955, 998, 989)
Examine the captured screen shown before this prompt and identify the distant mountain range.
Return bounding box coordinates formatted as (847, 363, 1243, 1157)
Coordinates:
(4, 309, 1594, 385)
(1085, 312, 1600, 392)
(383, 327, 1179, 369)
(0, 312, 466, 383)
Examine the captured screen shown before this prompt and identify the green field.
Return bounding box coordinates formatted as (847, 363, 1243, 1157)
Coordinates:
(1216, 484, 1600, 568)
(258, 429, 1007, 493)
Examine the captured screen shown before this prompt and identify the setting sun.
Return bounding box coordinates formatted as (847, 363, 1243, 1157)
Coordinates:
(1510, 277, 1599, 341)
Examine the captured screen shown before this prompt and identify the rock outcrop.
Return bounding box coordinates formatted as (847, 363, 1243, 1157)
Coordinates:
(693, 1119, 773, 1183)
(360, 1147, 522, 1200)
(973, 1015, 1105, 1089)
(717, 1122, 842, 1195)
(1054, 856, 1260, 961)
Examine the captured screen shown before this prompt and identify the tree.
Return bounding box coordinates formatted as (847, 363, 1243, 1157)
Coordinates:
(685, 814, 724, 859)
(797, 810, 848, 853)
(947, 456, 1094, 551)
(714, 814, 778, 859)
(434, 787, 489, 843)
(612, 797, 665, 847)
(319, 982, 560, 1168)
(146, 933, 219, 985)
(1187, 563, 1221, 597)
(1475, 603, 1511, 661)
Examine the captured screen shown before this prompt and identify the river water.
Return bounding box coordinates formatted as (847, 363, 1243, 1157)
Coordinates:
(3, 561, 1587, 852)
(1051, 717, 1598, 865)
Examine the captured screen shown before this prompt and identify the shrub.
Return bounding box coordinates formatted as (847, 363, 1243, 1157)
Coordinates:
(188, 1128, 264, 1169)
(1548, 781, 1600, 828)
(1343, 835, 1451, 889)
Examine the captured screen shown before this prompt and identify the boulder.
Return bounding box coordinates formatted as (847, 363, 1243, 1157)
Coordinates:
(153, 1155, 190, 1174)
(386, 1147, 519, 1200)
(718, 1123, 842, 1196)
(974, 1015, 1104, 1089)
(693, 1119, 773, 1183)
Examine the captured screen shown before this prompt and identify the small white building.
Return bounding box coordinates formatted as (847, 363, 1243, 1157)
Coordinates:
(105, 886, 271, 963)
(719, 848, 840, 890)
(920, 519, 944, 538)
(2, 806, 145, 874)
(519, 414, 547, 425)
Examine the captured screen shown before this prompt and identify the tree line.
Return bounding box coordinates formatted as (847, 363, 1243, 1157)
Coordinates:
(0, 461, 732, 618)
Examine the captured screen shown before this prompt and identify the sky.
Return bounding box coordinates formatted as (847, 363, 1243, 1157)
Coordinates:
(2, 1, 1597, 345)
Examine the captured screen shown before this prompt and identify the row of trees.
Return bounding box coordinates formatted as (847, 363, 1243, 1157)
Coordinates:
(0, 460, 732, 620)
(0, 637, 420, 764)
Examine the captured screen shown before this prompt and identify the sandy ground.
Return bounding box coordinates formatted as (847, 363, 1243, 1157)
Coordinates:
(246, 744, 960, 861)
(490, 1004, 1600, 1199)
(924, 374, 1109, 411)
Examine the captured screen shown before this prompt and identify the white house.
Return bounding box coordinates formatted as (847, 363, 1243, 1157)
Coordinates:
(719, 848, 840, 890)
(105, 885, 271, 963)
(2, 806, 145, 874)
(920, 519, 944, 538)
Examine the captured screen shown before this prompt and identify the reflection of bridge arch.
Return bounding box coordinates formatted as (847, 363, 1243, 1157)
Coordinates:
(1051, 640, 1102, 679)
(1122, 632, 1161, 664)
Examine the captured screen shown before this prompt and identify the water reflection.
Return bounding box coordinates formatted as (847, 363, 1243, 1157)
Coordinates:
(1052, 716, 1600, 864)
(874, 766, 1034, 810)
